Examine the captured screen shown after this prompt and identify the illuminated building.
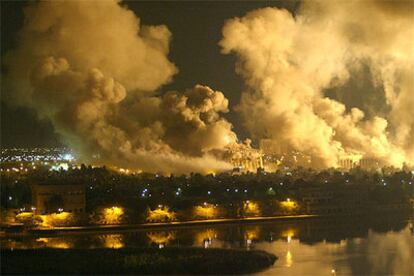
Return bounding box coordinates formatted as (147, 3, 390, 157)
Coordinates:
(32, 184, 85, 214)
(337, 153, 362, 170)
(337, 154, 383, 171)
(225, 141, 263, 173)
(359, 158, 382, 170)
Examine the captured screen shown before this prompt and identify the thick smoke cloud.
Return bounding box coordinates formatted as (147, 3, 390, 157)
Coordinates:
(220, 0, 414, 168)
(4, 0, 237, 174)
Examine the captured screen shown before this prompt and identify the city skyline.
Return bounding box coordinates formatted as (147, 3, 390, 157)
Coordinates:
(1, 0, 413, 174)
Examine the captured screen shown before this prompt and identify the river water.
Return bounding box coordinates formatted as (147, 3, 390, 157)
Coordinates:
(2, 215, 413, 275)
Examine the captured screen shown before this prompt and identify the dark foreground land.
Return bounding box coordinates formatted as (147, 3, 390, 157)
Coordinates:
(1, 247, 277, 275)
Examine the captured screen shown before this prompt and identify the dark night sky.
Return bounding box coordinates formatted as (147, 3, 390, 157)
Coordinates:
(0, 0, 299, 148)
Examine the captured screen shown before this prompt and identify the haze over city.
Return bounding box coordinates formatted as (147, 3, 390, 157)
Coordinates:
(1, 0, 413, 275)
(2, 0, 413, 175)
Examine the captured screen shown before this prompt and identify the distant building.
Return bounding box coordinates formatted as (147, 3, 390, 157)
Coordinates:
(32, 184, 85, 214)
(337, 153, 362, 171)
(225, 140, 263, 173)
(259, 139, 291, 155)
(359, 158, 381, 170)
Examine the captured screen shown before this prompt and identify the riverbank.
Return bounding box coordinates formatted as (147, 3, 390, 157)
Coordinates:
(2, 214, 320, 237)
(1, 247, 277, 274)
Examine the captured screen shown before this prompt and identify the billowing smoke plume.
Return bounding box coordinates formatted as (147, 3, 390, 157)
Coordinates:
(4, 0, 237, 174)
(220, 0, 414, 168)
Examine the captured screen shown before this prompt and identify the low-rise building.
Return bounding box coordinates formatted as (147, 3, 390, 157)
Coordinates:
(32, 184, 85, 214)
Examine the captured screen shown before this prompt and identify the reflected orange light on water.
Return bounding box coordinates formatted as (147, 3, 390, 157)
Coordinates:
(36, 237, 71, 249)
(195, 228, 218, 246)
(281, 228, 297, 243)
(286, 250, 293, 267)
(245, 227, 260, 247)
(147, 231, 176, 246)
(103, 234, 124, 249)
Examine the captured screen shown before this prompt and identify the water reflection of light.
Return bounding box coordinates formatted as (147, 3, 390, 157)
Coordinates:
(147, 231, 176, 247)
(286, 250, 293, 267)
(36, 237, 71, 249)
(245, 228, 259, 240)
(281, 228, 296, 243)
(195, 228, 217, 247)
(1, 217, 412, 275)
(103, 234, 124, 249)
(245, 227, 260, 248)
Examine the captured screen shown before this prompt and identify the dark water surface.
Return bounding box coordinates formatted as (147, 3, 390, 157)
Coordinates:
(2, 215, 413, 275)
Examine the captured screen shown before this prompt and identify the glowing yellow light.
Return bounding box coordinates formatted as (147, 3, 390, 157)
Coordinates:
(103, 206, 124, 224)
(244, 200, 260, 216)
(206, 170, 216, 176)
(147, 206, 176, 222)
(194, 203, 217, 219)
(15, 211, 33, 220)
(39, 212, 73, 228)
(280, 199, 297, 209)
(147, 231, 176, 245)
(15, 212, 35, 225)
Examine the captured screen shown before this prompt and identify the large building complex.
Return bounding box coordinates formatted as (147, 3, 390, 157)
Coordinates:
(225, 141, 263, 173)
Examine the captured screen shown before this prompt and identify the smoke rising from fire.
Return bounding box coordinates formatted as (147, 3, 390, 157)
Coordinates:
(4, 0, 237, 174)
(220, 0, 414, 168)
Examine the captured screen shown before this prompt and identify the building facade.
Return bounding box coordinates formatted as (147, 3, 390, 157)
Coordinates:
(32, 184, 85, 214)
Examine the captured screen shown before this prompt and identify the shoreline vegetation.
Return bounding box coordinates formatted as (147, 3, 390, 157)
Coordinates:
(1, 247, 277, 275)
